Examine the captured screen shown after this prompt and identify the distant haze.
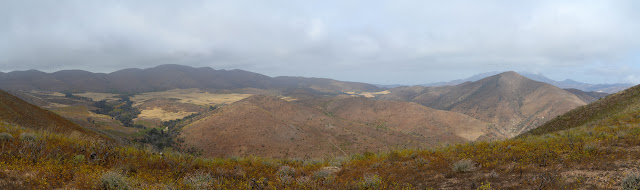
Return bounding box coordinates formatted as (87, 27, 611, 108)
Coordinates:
(1, 0, 639, 85)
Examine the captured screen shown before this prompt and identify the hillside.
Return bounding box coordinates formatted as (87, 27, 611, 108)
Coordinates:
(0, 89, 101, 137)
(381, 71, 587, 138)
(523, 83, 640, 136)
(0, 64, 382, 94)
(564, 88, 609, 103)
(4, 85, 640, 189)
(181, 95, 492, 158)
(421, 71, 633, 93)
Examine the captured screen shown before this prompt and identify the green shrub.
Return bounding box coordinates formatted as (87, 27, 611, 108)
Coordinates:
(583, 142, 599, 153)
(19, 133, 37, 142)
(277, 165, 296, 178)
(100, 171, 130, 190)
(72, 154, 85, 165)
(452, 159, 476, 173)
(183, 172, 215, 189)
(0, 132, 13, 141)
(414, 157, 428, 166)
(359, 174, 382, 189)
(622, 173, 640, 190)
(313, 169, 331, 180)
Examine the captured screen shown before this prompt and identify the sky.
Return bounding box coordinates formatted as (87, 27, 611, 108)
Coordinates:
(1, 0, 639, 85)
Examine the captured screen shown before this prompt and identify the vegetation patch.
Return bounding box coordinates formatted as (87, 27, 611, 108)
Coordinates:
(137, 107, 198, 121)
(130, 89, 252, 106)
(93, 96, 144, 128)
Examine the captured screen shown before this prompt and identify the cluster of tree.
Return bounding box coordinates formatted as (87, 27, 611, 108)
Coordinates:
(92, 96, 144, 128)
(63, 92, 92, 101)
(136, 113, 203, 154)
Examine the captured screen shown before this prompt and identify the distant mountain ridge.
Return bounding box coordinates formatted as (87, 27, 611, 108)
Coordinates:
(420, 71, 633, 93)
(0, 64, 382, 93)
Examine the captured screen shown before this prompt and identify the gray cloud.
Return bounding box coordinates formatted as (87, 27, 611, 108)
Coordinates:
(1, 0, 639, 84)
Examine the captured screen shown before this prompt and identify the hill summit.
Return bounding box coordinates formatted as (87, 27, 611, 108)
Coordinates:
(381, 71, 587, 137)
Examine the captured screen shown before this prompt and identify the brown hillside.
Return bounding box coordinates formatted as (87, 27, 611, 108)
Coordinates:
(381, 71, 587, 138)
(0, 89, 102, 137)
(181, 94, 494, 158)
(181, 95, 423, 158)
(325, 97, 494, 141)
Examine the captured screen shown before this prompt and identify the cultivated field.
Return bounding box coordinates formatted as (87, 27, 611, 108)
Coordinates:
(130, 89, 252, 106)
(345, 90, 391, 98)
(137, 107, 198, 121)
(73, 92, 119, 101)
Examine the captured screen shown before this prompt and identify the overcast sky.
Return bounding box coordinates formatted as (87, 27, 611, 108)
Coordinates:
(1, 0, 639, 85)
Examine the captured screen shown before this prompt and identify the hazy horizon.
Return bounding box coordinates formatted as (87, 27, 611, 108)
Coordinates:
(2, 0, 639, 85)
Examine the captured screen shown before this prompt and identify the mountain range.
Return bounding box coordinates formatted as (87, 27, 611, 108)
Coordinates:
(0, 64, 629, 157)
(420, 71, 634, 93)
(0, 64, 381, 94)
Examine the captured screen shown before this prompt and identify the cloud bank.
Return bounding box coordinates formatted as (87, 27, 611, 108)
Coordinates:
(1, 0, 639, 84)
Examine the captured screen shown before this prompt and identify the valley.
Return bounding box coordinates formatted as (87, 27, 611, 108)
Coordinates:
(3, 65, 640, 189)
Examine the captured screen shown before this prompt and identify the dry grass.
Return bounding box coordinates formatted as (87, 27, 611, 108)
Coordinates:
(73, 92, 119, 101)
(29, 90, 65, 97)
(137, 107, 198, 121)
(344, 90, 391, 98)
(130, 89, 252, 106)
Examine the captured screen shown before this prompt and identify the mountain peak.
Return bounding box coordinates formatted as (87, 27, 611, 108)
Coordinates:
(496, 71, 522, 78)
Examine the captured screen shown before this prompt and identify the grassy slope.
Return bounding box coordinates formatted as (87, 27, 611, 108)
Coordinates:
(522, 84, 640, 136)
(0, 90, 102, 138)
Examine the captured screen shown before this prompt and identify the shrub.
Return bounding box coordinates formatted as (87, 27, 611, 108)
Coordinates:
(296, 176, 311, 187)
(183, 172, 215, 189)
(359, 174, 382, 189)
(622, 173, 640, 190)
(583, 142, 599, 153)
(313, 169, 331, 180)
(414, 157, 428, 166)
(277, 165, 296, 178)
(452, 159, 476, 173)
(72, 154, 85, 165)
(0, 132, 13, 141)
(100, 171, 130, 190)
(19, 133, 37, 142)
(279, 175, 293, 186)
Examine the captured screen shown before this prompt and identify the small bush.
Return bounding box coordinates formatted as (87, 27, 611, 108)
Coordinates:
(414, 157, 428, 166)
(19, 133, 37, 142)
(100, 171, 130, 190)
(279, 175, 293, 186)
(296, 176, 311, 187)
(583, 142, 599, 153)
(622, 173, 640, 190)
(359, 174, 382, 189)
(452, 159, 476, 173)
(72, 154, 85, 165)
(183, 172, 215, 189)
(313, 169, 331, 180)
(0, 132, 13, 141)
(277, 165, 296, 178)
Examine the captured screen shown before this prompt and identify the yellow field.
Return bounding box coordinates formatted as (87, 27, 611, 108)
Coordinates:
(73, 92, 119, 101)
(137, 107, 198, 121)
(280, 96, 298, 101)
(29, 90, 65, 97)
(130, 89, 252, 106)
(344, 90, 391, 98)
